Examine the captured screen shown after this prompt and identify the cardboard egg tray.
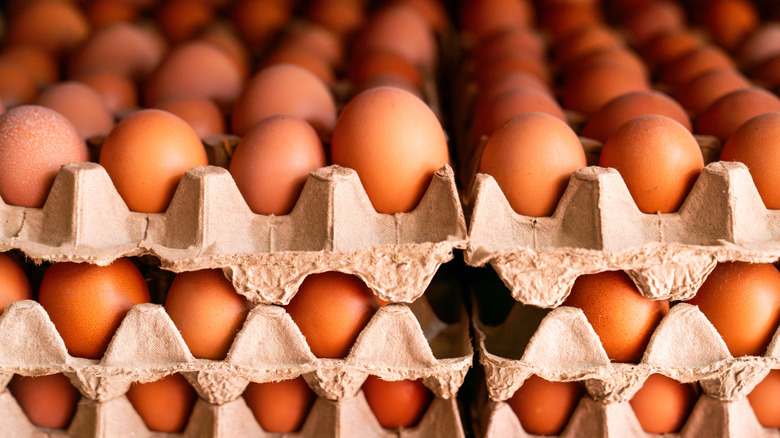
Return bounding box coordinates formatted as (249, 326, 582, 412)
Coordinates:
(466, 155, 780, 308)
(1, 388, 465, 438)
(0, 160, 466, 305)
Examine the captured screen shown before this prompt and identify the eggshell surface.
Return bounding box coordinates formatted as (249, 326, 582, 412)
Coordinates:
(9, 373, 80, 429)
(362, 376, 433, 429)
(506, 375, 584, 435)
(630, 374, 698, 433)
(244, 377, 316, 433)
(126, 373, 196, 433)
(0, 253, 31, 313)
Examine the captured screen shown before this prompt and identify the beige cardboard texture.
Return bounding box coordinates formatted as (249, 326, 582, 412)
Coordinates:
(467, 161, 780, 307)
(474, 303, 780, 403)
(1, 388, 464, 438)
(4, 162, 466, 305)
(0, 297, 471, 403)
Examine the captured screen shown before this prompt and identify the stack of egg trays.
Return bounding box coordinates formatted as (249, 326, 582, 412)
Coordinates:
(465, 138, 780, 437)
(0, 159, 472, 437)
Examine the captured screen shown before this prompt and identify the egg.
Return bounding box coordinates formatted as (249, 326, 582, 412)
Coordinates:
(277, 23, 343, 69)
(84, 0, 140, 29)
(155, 97, 226, 139)
(126, 373, 196, 433)
(477, 53, 551, 86)
(156, 0, 214, 44)
(640, 31, 701, 70)
(243, 377, 316, 433)
(695, 87, 780, 142)
(474, 27, 546, 66)
(77, 72, 139, 116)
(599, 115, 703, 213)
(352, 5, 437, 70)
(747, 369, 780, 428)
(144, 41, 244, 112)
(198, 23, 252, 80)
(265, 49, 336, 86)
(0, 61, 38, 107)
(36, 82, 115, 140)
(561, 64, 650, 115)
(720, 112, 780, 209)
(673, 69, 751, 116)
(686, 262, 780, 357)
(330, 86, 450, 214)
(555, 25, 623, 67)
(348, 50, 424, 91)
(658, 45, 736, 88)
(362, 376, 433, 429)
(539, 3, 602, 39)
(5, 0, 89, 54)
(737, 23, 780, 71)
(165, 269, 251, 360)
(231, 64, 337, 139)
(701, 0, 758, 51)
(8, 373, 80, 429)
(38, 259, 151, 359)
(0, 45, 58, 87)
(478, 112, 586, 217)
(229, 115, 326, 215)
(307, 0, 366, 39)
(99, 109, 209, 213)
(0, 253, 31, 313)
(582, 91, 691, 142)
(459, 0, 535, 40)
(285, 272, 377, 358)
(620, 0, 685, 45)
(506, 375, 585, 435)
(471, 88, 566, 146)
(630, 374, 698, 433)
(230, 0, 291, 52)
(563, 271, 669, 363)
(0, 105, 88, 208)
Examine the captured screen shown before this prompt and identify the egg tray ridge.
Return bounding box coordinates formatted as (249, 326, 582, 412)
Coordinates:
(474, 391, 780, 438)
(472, 301, 780, 406)
(0, 297, 472, 404)
(466, 159, 780, 308)
(0, 162, 466, 305)
(0, 388, 466, 438)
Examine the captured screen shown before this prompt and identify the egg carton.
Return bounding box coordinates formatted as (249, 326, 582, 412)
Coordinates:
(473, 301, 780, 404)
(0, 161, 465, 305)
(474, 392, 780, 438)
(465, 156, 780, 308)
(0, 387, 465, 438)
(0, 293, 472, 404)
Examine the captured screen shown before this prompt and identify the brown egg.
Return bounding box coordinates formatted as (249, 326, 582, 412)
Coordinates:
(567, 48, 649, 81)
(353, 75, 425, 99)
(474, 27, 546, 64)
(198, 23, 251, 80)
(621, 0, 685, 45)
(472, 88, 567, 145)
(277, 23, 343, 69)
(507, 375, 585, 435)
(231, 64, 336, 139)
(285, 272, 377, 358)
(229, 115, 326, 215)
(362, 377, 433, 429)
(307, 0, 366, 39)
(674, 69, 751, 116)
(460, 0, 535, 40)
(640, 31, 702, 70)
(582, 91, 691, 142)
(393, 0, 449, 34)
(563, 271, 669, 363)
(630, 374, 698, 433)
(99, 109, 208, 213)
(753, 55, 780, 90)
(78, 71, 139, 115)
(353, 5, 436, 70)
(230, 0, 291, 51)
(38, 259, 151, 359)
(144, 41, 243, 112)
(599, 115, 703, 213)
(0, 61, 38, 107)
(686, 262, 780, 357)
(0, 45, 58, 87)
(0, 253, 31, 313)
(539, 3, 603, 39)
(265, 49, 335, 85)
(737, 23, 780, 71)
(0, 105, 88, 207)
(330, 86, 449, 214)
(165, 269, 251, 360)
(155, 97, 225, 139)
(6, 0, 89, 54)
(555, 25, 623, 67)
(244, 377, 316, 433)
(659, 45, 736, 87)
(36, 82, 115, 140)
(68, 22, 166, 82)
(562, 64, 650, 114)
(748, 369, 780, 428)
(478, 70, 552, 102)
(701, 0, 758, 51)
(348, 50, 424, 90)
(479, 112, 586, 217)
(85, 0, 140, 29)
(126, 374, 196, 433)
(720, 112, 780, 209)
(156, 0, 214, 44)
(9, 373, 80, 429)
(477, 53, 551, 86)
(695, 87, 780, 142)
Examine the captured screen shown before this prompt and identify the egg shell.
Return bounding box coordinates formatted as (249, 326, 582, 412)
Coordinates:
(629, 374, 698, 434)
(0, 253, 31, 314)
(8, 373, 80, 429)
(37, 259, 151, 359)
(747, 369, 780, 428)
(362, 376, 433, 429)
(155, 97, 226, 139)
(561, 64, 650, 115)
(126, 373, 196, 433)
(695, 87, 780, 142)
(0, 105, 88, 208)
(35, 81, 115, 140)
(506, 375, 585, 435)
(639, 30, 701, 69)
(330, 86, 450, 214)
(243, 377, 316, 433)
(165, 269, 251, 360)
(99, 109, 209, 213)
(5, 1, 89, 54)
(674, 69, 751, 116)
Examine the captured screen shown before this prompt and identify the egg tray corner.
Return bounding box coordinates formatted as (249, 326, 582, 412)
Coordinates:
(473, 390, 780, 438)
(0, 387, 466, 438)
(0, 295, 472, 404)
(466, 156, 780, 308)
(0, 161, 466, 305)
(472, 298, 780, 405)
